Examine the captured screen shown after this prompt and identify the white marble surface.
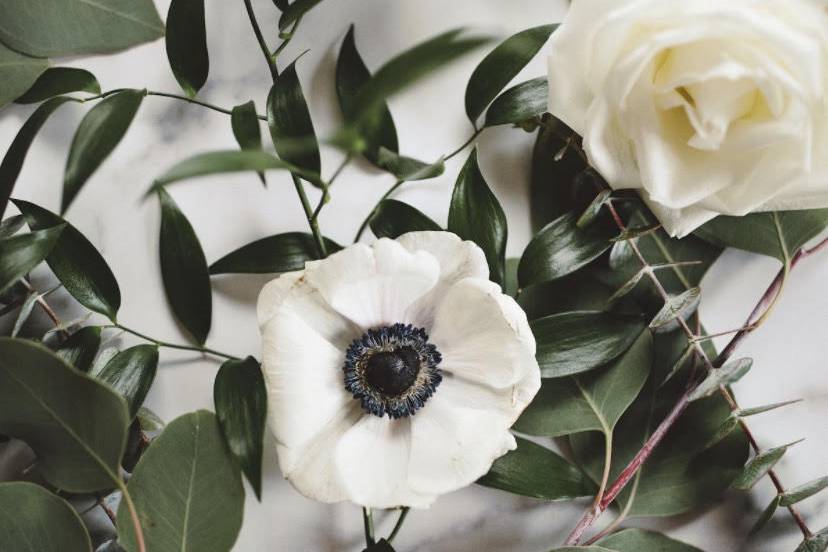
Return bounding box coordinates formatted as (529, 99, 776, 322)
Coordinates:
(2, 1, 827, 550)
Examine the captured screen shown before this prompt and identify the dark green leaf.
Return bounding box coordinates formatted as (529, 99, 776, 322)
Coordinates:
(695, 210, 828, 264)
(56, 326, 102, 373)
(165, 0, 209, 97)
(796, 527, 828, 552)
(750, 495, 781, 536)
(63, 89, 145, 213)
(267, 61, 320, 176)
(0, 0, 164, 57)
(448, 149, 507, 285)
(649, 287, 701, 332)
(598, 529, 702, 552)
(10, 290, 39, 337)
(209, 232, 339, 275)
(117, 410, 245, 552)
(158, 188, 212, 344)
(688, 358, 753, 401)
(375, 149, 445, 181)
(518, 272, 617, 321)
(0, 215, 25, 239)
(1, 97, 76, 219)
(518, 211, 615, 288)
(0, 224, 64, 295)
(484, 77, 548, 128)
(781, 476, 828, 507)
(96, 345, 159, 419)
(336, 25, 398, 164)
(0, 43, 49, 109)
(606, 269, 646, 307)
(278, 0, 327, 30)
(370, 200, 441, 239)
(465, 25, 555, 124)
(577, 189, 612, 228)
(530, 311, 645, 378)
(14, 200, 121, 320)
(214, 356, 267, 500)
(362, 540, 395, 552)
(231, 102, 265, 185)
(0, 482, 92, 552)
(516, 330, 652, 436)
(477, 437, 594, 500)
(0, 338, 129, 492)
(15, 67, 101, 104)
(732, 440, 802, 490)
(702, 415, 740, 450)
(272, 0, 289, 10)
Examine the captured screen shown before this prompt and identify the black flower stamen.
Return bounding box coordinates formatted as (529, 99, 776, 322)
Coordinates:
(343, 323, 442, 418)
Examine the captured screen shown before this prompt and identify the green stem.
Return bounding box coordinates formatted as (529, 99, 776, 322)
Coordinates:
(445, 128, 483, 160)
(81, 89, 267, 120)
(292, 175, 328, 258)
(353, 179, 405, 243)
(272, 17, 303, 60)
(387, 507, 410, 543)
(116, 480, 146, 552)
(109, 324, 240, 361)
(242, 0, 279, 81)
(362, 507, 375, 546)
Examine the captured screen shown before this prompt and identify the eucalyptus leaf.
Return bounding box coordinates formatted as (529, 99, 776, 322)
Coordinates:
(477, 437, 594, 500)
(10, 290, 40, 337)
(796, 527, 828, 552)
(598, 529, 702, 552)
(278, 0, 327, 30)
(267, 61, 320, 175)
(737, 399, 801, 418)
(158, 188, 212, 345)
(0, 0, 164, 57)
(781, 476, 828, 507)
(484, 77, 548, 128)
(97, 345, 159, 418)
(577, 189, 612, 228)
(63, 89, 145, 213)
(0, 337, 129, 492)
(732, 440, 802, 490)
(165, 0, 209, 97)
(14, 199, 121, 320)
(688, 358, 753, 401)
(649, 287, 701, 332)
(530, 311, 645, 378)
(15, 67, 101, 104)
(215, 356, 267, 500)
(231, 101, 265, 185)
(117, 410, 245, 552)
(606, 269, 646, 307)
(375, 149, 445, 181)
(518, 272, 618, 321)
(0, 482, 92, 552)
(1, 97, 76, 219)
(370, 199, 441, 239)
(210, 232, 339, 275)
(750, 495, 782, 536)
(0, 43, 49, 109)
(0, 225, 64, 295)
(56, 326, 102, 373)
(464, 25, 555, 125)
(448, 149, 507, 285)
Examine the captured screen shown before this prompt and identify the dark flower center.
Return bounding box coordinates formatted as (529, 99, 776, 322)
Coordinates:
(364, 347, 420, 396)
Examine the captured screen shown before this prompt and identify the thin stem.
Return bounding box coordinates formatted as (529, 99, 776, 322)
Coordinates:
(387, 507, 410, 543)
(353, 180, 404, 243)
(592, 431, 613, 512)
(362, 507, 375, 546)
(117, 481, 146, 552)
(292, 175, 327, 258)
(19, 278, 66, 337)
(445, 129, 483, 161)
(96, 495, 117, 525)
(109, 323, 239, 361)
(272, 17, 303, 60)
(81, 89, 267, 120)
(242, 0, 278, 81)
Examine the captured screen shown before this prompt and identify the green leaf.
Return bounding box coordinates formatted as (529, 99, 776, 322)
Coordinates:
(56, 326, 102, 373)
(209, 232, 339, 275)
(0, 43, 49, 109)
(695, 210, 828, 264)
(518, 211, 615, 288)
(1, 97, 76, 219)
(649, 287, 701, 332)
(63, 89, 145, 213)
(796, 527, 828, 552)
(278, 0, 327, 30)
(464, 25, 555, 125)
(158, 188, 211, 344)
(117, 410, 245, 552)
(0, 215, 25, 239)
(363, 540, 395, 552)
(530, 311, 645, 378)
(137, 406, 165, 432)
(688, 358, 753, 401)
(370, 199, 441, 239)
(267, 61, 320, 176)
(375, 149, 445, 181)
(214, 356, 267, 500)
(165, 0, 208, 97)
(484, 77, 548, 128)
(577, 189, 612, 228)
(598, 529, 702, 552)
(516, 330, 652, 436)
(0, 337, 129, 492)
(750, 495, 781, 536)
(0, 482, 92, 552)
(15, 67, 101, 104)
(737, 399, 802, 418)
(10, 289, 40, 337)
(96, 345, 159, 419)
(336, 25, 398, 164)
(477, 437, 594, 500)
(0, 225, 64, 295)
(0, 0, 164, 57)
(13, 199, 121, 320)
(732, 440, 802, 490)
(781, 476, 828, 507)
(231, 101, 265, 185)
(448, 149, 507, 285)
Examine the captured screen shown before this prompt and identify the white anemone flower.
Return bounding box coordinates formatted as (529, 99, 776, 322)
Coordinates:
(257, 231, 541, 508)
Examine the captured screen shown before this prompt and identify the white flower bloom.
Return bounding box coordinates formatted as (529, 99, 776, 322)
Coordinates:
(257, 232, 540, 508)
(547, 0, 828, 237)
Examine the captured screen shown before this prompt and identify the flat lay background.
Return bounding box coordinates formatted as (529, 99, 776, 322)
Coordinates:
(2, 1, 827, 550)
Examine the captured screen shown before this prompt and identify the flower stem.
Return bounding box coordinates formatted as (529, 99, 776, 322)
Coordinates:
(292, 175, 328, 258)
(387, 507, 410, 543)
(362, 507, 375, 546)
(242, 0, 278, 82)
(108, 323, 240, 361)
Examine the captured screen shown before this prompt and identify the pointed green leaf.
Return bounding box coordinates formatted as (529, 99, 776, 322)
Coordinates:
(688, 358, 753, 401)
(598, 529, 702, 551)
(796, 527, 828, 552)
(781, 476, 828, 507)
(63, 89, 145, 213)
(10, 290, 40, 337)
(370, 199, 441, 239)
(215, 356, 267, 500)
(448, 149, 507, 285)
(14, 200, 121, 320)
(158, 188, 212, 345)
(56, 326, 102, 373)
(267, 61, 320, 176)
(649, 287, 701, 332)
(209, 232, 339, 275)
(702, 415, 740, 450)
(117, 410, 245, 552)
(577, 189, 612, 228)
(15, 67, 101, 104)
(375, 149, 444, 181)
(484, 77, 548, 128)
(749, 495, 781, 536)
(231, 101, 265, 185)
(0, 224, 64, 295)
(0, 482, 92, 552)
(278, 0, 327, 30)
(96, 345, 159, 418)
(0, 215, 25, 239)
(737, 399, 802, 418)
(165, 0, 209, 96)
(477, 437, 594, 500)
(606, 269, 646, 307)
(0, 338, 129, 492)
(465, 25, 555, 124)
(0, 0, 164, 57)
(732, 440, 803, 490)
(0, 43, 49, 109)
(530, 311, 646, 378)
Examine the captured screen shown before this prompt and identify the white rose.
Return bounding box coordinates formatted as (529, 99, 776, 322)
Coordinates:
(547, 0, 828, 237)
